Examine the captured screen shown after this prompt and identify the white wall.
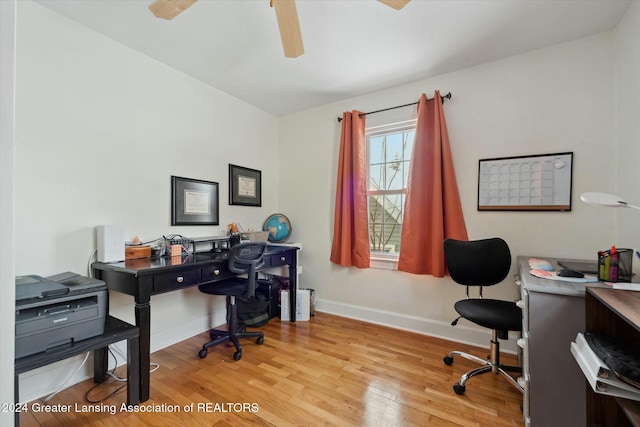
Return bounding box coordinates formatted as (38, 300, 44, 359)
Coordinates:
(11, 0, 640, 408)
(278, 32, 621, 347)
(614, 1, 640, 264)
(15, 1, 279, 402)
(1, 1, 17, 425)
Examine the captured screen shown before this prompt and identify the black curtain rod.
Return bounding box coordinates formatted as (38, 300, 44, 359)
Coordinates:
(336, 92, 452, 123)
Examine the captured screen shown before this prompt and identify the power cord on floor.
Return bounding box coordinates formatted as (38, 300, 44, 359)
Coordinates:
(108, 344, 160, 382)
(42, 342, 161, 404)
(84, 346, 126, 403)
(44, 352, 91, 402)
(85, 345, 160, 403)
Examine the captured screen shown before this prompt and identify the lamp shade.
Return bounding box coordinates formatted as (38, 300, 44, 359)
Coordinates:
(580, 192, 640, 210)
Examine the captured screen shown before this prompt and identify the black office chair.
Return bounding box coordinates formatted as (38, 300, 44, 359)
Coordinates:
(198, 242, 267, 361)
(442, 237, 524, 395)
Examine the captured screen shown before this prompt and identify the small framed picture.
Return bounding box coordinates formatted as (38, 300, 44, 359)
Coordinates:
(229, 164, 262, 207)
(171, 176, 219, 225)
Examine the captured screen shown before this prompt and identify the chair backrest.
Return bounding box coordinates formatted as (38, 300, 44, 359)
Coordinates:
(228, 242, 267, 297)
(443, 237, 511, 288)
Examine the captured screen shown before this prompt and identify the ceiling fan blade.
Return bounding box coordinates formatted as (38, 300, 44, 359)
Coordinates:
(272, 0, 304, 58)
(149, 0, 198, 20)
(377, 0, 410, 10)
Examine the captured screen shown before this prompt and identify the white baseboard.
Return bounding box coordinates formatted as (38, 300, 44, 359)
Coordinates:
(17, 311, 226, 404)
(316, 298, 518, 354)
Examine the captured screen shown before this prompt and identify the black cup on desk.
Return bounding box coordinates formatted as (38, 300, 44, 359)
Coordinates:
(229, 235, 241, 247)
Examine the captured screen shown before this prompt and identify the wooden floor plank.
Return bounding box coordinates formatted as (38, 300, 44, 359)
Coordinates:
(20, 312, 523, 426)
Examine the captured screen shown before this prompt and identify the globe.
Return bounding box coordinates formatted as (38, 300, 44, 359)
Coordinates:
(262, 213, 292, 243)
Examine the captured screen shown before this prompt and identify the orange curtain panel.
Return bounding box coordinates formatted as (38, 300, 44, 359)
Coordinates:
(397, 91, 468, 276)
(330, 111, 370, 268)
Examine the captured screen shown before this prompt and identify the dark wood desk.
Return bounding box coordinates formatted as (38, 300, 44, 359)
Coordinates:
(92, 244, 299, 402)
(15, 315, 140, 426)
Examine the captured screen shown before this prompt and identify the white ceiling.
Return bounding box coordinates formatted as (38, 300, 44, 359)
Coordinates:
(35, 0, 632, 117)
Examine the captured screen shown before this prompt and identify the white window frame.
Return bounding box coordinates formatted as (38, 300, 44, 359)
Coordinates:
(366, 119, 417, 269)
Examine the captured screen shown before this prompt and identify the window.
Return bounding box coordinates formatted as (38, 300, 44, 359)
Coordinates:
(367, 120, 416, 258)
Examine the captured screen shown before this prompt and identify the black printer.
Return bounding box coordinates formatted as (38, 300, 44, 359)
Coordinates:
(15, 272, 107, 358)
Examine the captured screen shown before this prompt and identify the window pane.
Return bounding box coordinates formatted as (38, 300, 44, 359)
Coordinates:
(397, 194, 406, 223)
(382, 196, 401, 231)
(402, 131, 414, 187)
(381, 223, 401, 254)
(368, 195, 383, 222)
(402, 160, 411, 188)
(404, 131, 415, 158)
(369, 164, 382, 190)
(384, 193, 403, 220)
(369, 136, 384, 164)
(384, 195, 402, 254)
(385, 161, 403, 190)
(385, 133, 403, 163)
(366, 121, 416, 257)
(368, 192, 404, 254)
(369, 222, 384, 252)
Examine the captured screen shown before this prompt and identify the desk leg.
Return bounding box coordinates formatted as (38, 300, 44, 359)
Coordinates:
(289, 251, 297, 322)
(93, 346, 108, 383)
(15, 375, 19, 427)
(93, 339, 140, 406)
(127, 334, 140, 405)
(135, 299, 151, 402)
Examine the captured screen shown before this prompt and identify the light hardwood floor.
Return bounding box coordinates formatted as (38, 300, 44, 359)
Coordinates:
(20, 312, 524, 426)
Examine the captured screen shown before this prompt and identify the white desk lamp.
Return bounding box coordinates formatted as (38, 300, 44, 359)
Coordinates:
(580, 192, 640, 210)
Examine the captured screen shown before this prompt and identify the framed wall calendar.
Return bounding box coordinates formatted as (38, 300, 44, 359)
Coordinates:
(477, 152, 573, 211)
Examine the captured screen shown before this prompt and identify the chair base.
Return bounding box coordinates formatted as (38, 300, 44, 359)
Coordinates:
(198, 326, 264, 361)
(198, 295, 264, 361)
(443, 330, 523, 395)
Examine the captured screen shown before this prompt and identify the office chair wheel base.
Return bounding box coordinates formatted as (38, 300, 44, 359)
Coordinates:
(198, 349, 208, 359)
(443, 355, 454, 365)
(453, 383, 466, 395)
(233, 350, 242, 361)
(256, 336, 264, 345)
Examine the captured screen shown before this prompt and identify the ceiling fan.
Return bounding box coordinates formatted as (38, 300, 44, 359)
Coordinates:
(148, 0, 411, 58)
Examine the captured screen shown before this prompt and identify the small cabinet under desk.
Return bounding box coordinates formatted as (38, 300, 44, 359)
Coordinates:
(517, 256, 607, 427)
(585, 287, 640, 427)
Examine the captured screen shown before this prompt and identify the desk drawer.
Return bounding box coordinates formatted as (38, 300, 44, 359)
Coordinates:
(201, 264, 234, 282)
(267, 252, 293, 268)
(153, 269, 201, 293)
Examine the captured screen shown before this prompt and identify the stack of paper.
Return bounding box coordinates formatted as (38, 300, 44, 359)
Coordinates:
(606, 282, 640, 291)
(529, 269, 599, 283)
(571, 332, 640, 401)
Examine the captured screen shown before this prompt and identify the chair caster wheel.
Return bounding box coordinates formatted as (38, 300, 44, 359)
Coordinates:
(233, 351, 242, 361)
(453, 383, 466, 395)
(443, 355, 454, 365)
(256, 336, 264, 345)
(198, 349, 208, 359)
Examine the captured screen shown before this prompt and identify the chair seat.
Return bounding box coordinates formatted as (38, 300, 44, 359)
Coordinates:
(454, 299, 522, 332)
(198, 278, 248, 297)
